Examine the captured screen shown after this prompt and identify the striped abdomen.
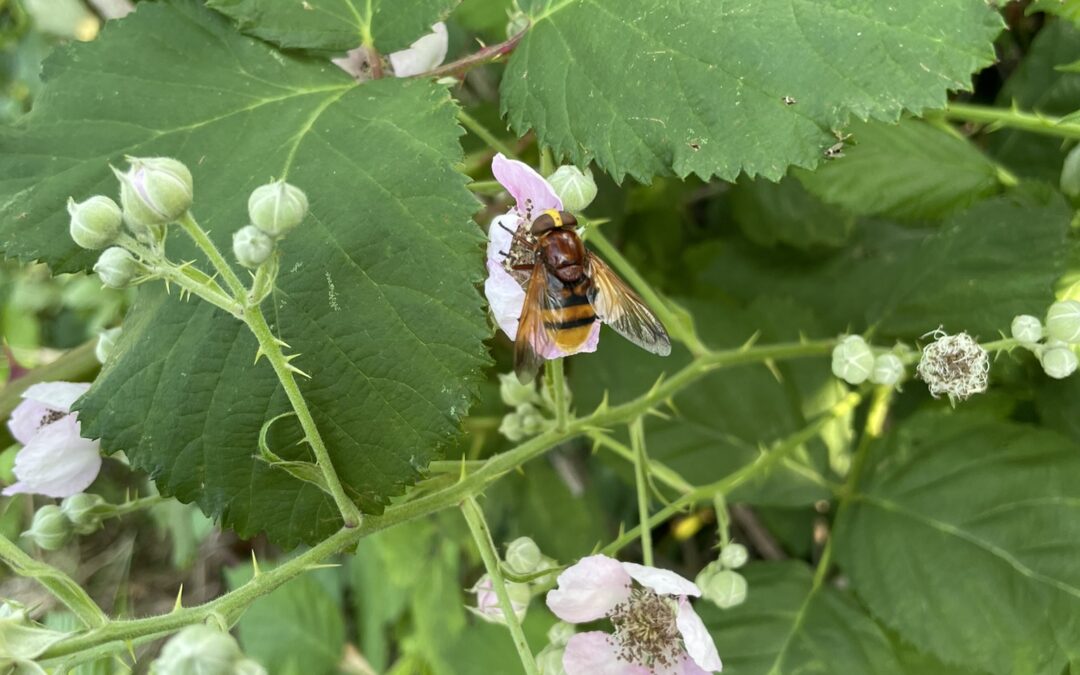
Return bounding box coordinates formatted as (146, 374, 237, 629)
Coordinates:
(543, 274, 597, 351)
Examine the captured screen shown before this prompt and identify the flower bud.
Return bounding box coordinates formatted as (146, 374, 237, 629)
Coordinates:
(68, 196, 122, 249)
(232, 225, 274, 269)
(469, 575, 531, 624)
(1040, 344, 1078, 379)
(719, 543, 749, 569)
(1011, 314, 1043, 344)
(1046, 300, 1080, 344)
(547, 621, 576, 647)
(499, 411, 525, 442)
(233, 659, 267, 675)
(536, 644, 567, 675)
(93, 247, 139, 288)
(60, 493, 107, 535)
(22, 505, 73, 551)
(1061, 144, 1080, 204)
(0, 600, 28, 624)
(869, 353, 904, 386)
(702, 569, 748, 609)
(248, 180, 308, 238)
(95, 327, 121, 364)
(831, 335, 874, 385)
(547, 165, 597, 213)
(505, 536, 542, 575)
(518, 403, 547, 436)
(150, 625, 243, 675)
(114, 157, 193, 229)
(499, 372, 539, 408)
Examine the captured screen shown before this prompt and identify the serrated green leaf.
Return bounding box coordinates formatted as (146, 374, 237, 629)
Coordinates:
(699, 561, 903, 674)
(834, 411, 1080, 675)
(500, 0, 1002, 182)
(0, 0, 489, 546)
(729, 176, 854, 249)
(207, 0, 459, 53)
(795, 119, 1003, 220)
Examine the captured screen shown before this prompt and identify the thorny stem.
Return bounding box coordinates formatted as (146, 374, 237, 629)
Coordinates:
(630, 417, 654, 566)
(590, 431, 694, 493)
(460, 496, 540, 675)
(547, 358, 569, 430)
(457, 110, 519, 160)
(942, 102, 1080, 141)
(423, 29, 527, 79)
(0, 533, 107, 628)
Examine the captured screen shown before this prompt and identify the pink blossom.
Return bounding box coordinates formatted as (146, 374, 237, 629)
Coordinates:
(546, 554, 722, 674)
(4, 382, 101, 498)
(484, 153, 600, 357)
(468, 574, 531, 624)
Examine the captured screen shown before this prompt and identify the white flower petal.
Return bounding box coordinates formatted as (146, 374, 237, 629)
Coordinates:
(546, 554, 632, 623)
(621, 562, 701, 597)
(7, 398, 51, 446)
(22, 381, 90, 414)
(3, 416, 101, 498)
(562, 632, 649, 675)
(487, 213, 520, 264)
(676, 598, 723, 672)
(492, 153, 562, 216)
(485, 259, 526, 341)
(389, 22, 448, 77)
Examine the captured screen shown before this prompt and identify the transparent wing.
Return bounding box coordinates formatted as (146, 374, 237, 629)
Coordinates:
(514, 262, 559, 382)
(586, 253, 672, 356)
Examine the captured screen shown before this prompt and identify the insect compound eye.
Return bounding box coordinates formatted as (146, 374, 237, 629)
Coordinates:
(559, 211, 578, 228)
(530, 212, 555, 235)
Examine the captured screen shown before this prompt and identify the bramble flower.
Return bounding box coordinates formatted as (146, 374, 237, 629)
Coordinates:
(916, 331, 988, 403)
(469, 574, 531, 624)
(546, 554, 722, 674)
(484, 154, 600, 357)
(4, 382, 101, 498)
(388, 23, 448, 77)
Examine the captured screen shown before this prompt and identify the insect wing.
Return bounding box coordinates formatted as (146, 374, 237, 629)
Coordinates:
(586, 253, 672, 356)
(514, 262, 558, 382)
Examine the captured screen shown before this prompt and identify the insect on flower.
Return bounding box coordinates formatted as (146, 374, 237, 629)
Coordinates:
(485, 154, 671, 382)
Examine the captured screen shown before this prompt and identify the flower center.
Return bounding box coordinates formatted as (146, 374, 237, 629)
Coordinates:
(608, 588, 682, 671)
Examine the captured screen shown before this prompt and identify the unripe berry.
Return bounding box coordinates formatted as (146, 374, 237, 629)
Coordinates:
(505, 536, 542, 575)
(547, 165, 597, 213)
(831, 335, 874, 385)
(22, 505, 73, 551)
(702, 569, 748, 609)
(1046, 300, 1080, 344)
(1011, 314, 1043, 344)
(232, 225, 274, 268)
(248, 180, 308, 238)
(150, 625, 243, 675)
(68, 196, 122, 249)
(114, 157, 193, 229)
(1040, 344, 1078, 379)
(719, 543, 749, 569)
(870, 353, 904, 386)
(93, 247, 139, 288)
(60, 493, 107, 535)
(96, 326, 121, 364)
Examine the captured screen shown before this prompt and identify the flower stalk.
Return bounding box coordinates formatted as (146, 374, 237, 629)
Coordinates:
(0, 532, 107, 628)
(630, 417, 654, 567)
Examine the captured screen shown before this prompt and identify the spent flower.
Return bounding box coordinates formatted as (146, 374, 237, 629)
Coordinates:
(916, 330, 989, 403)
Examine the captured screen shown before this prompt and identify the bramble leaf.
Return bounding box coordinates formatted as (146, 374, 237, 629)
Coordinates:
(729, 176, 855, 249)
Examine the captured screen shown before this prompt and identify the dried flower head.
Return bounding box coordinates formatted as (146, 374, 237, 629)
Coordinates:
(916, 330, 989, 403)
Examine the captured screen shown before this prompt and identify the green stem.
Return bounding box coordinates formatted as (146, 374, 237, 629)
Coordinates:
(460, 497, 539, 675)
(547, 358, 569, 430)
(587, 229, 709, 357)
(590, 432, 693, 493)
(0, 534, 107, 628)
(107, 495, 166, 519)
(176, 211, 248, 299)
(457, 110, 518, 160)
(629, 417, 653, 566)
(942, 102, 1080, 141)
(117, 233, 242, 318)
(0, 340, 99, 419)
(539, 147, 555, 176)
(467, 180, 505, 195)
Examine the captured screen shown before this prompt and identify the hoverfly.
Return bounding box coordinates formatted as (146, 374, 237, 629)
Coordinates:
(500, 209, 672, 382)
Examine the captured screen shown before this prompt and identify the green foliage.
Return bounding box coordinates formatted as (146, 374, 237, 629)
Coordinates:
(729, 176, 854, 249)
(501, 0, 1002, 182)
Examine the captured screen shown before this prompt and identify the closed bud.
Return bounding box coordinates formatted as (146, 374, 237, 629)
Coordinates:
(1011, 314, 1043, 344)
(1040, 344, 1078, 379)
(702, 569, 748, 609)
(95, 327, 121, 364)
(547, 621, 576, 647)
(870, 353, 904, 386)
(233, 225, 274, 268)
(60, 493, 107, 535)
(499, 411, 526, 442)
(719, 543, 749, 569)
(518, 402, 547, 436)
(248, 180, 308, 238)
(499, 372, 539, 408)
(150, 625, 243, 675)
(94, 247, 140, 288)
(68, 196, 122, 249)
(536, 644, 567, 675)
(505, 536, 542, 575)
(114, 157, 193, 229)
(232, 659, 267, 675)
(547, 165, 597, 213)
(1061, 144, 1080, 204)
(22, 505, 73, 551)
(1046, 300, 1080, 344)
(469, 575, 531, 625)
(831, 335, 874, 385)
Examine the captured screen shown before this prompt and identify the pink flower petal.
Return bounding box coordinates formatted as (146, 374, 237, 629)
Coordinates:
(487, 213, 520, 264)
(7, 398, 51, 446)
(3, 416, 101, 498)
(676, 598, 722, 672)
(621, 562, 701, 597)
(22, 382, 90, 414)
(563, 632, 650, 675)
(492, 153, 562, 217)
(546, 554, 632, 623)
(389, 23, 448, 77)
(485, 259, 526, 341)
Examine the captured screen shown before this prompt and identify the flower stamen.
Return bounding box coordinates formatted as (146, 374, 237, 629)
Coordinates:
(608, 588, 683, 671)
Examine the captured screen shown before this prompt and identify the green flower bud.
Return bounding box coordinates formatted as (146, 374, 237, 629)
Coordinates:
(114, 157, 193, 229)
(1040, 344, 1078, 379)
(536, 644, 567, 675)
(95, 326, 121, 364)
(870, 353, 904, 386)
(1011, 314, 1043, 344)
(22, 505, 73, 551)
(233, 659, 267, 675)
(1046, 300, 1080, 344)
(67, 196, 122, 249)
(702, 569, 748, 609)
(499, 411, 526, 442)
(1061, 144, 1080, 203)
(505, 536, 542, 575)
(232, 225, 274, 269)
(547, 165, 597, 213)
(93, 247, 139, 288)
(150, 625, 243, 675)
(831, 335, 874, 385)
(60, 493, 107, 535)
(248, 180, 308, 238)
(546, 621, 576, 647)
(719, 543, 749, 569)
(499, 372, 539, 408)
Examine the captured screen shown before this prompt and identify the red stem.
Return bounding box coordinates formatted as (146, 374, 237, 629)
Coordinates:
(421, 28, 528, 79)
